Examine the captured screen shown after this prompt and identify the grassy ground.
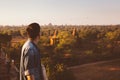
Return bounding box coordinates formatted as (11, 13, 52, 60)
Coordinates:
(70, 59, 120, 80)
(0, 58, 10, 80)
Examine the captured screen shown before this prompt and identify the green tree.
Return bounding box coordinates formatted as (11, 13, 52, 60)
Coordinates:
(56, 31, 76, 54)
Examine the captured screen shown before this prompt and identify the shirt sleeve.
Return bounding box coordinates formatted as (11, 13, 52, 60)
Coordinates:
(23, 49, 35, 76)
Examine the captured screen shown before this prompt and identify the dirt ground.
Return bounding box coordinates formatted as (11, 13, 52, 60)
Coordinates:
(70, 59, 120, 80)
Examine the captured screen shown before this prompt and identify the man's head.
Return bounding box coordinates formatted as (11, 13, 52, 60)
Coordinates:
(26, 23, 40, 40)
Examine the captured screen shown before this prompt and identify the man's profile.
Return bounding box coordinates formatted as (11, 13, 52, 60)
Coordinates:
(20, 23, 43, 80)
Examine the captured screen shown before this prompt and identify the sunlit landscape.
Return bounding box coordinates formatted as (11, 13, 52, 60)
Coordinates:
(0, 0, 120, 80)
(1, 24, 120, 80)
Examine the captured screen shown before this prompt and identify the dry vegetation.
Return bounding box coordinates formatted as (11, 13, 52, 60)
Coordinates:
(1, 24, 120, 80)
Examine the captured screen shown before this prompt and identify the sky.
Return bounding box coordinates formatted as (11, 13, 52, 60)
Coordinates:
(0, 0, 120, 25)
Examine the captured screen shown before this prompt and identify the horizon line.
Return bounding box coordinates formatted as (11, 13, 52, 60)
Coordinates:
(0, 23, 120, 26)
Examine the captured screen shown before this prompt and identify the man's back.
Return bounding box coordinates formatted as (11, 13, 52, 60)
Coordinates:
(20, 39, 42, 80)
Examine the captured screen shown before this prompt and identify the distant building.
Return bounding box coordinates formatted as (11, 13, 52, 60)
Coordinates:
(50, 30, 59, 45)
(72, 28, 79, 38)
(50, 28, 79, 46)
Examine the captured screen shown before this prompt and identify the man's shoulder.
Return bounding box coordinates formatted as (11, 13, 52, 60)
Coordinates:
(22, 40, 35, 52)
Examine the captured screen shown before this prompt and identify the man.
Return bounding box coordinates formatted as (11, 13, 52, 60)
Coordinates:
(20, 23, 43, 80)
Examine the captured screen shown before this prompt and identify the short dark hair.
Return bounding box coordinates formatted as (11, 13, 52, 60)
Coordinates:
(26, 23, 40, 40)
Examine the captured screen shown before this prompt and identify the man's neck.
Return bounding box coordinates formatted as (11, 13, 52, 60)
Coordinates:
(33, 40, 37, 45)
(28, 38, 38, 45)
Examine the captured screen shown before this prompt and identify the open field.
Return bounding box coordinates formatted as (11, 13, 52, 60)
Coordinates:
(70, 59, 120, 80)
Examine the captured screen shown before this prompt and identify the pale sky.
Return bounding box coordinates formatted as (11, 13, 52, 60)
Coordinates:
(0, 0, 120, 25)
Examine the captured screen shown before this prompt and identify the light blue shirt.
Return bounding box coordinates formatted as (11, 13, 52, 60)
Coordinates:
(20, 39, 43, 80)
